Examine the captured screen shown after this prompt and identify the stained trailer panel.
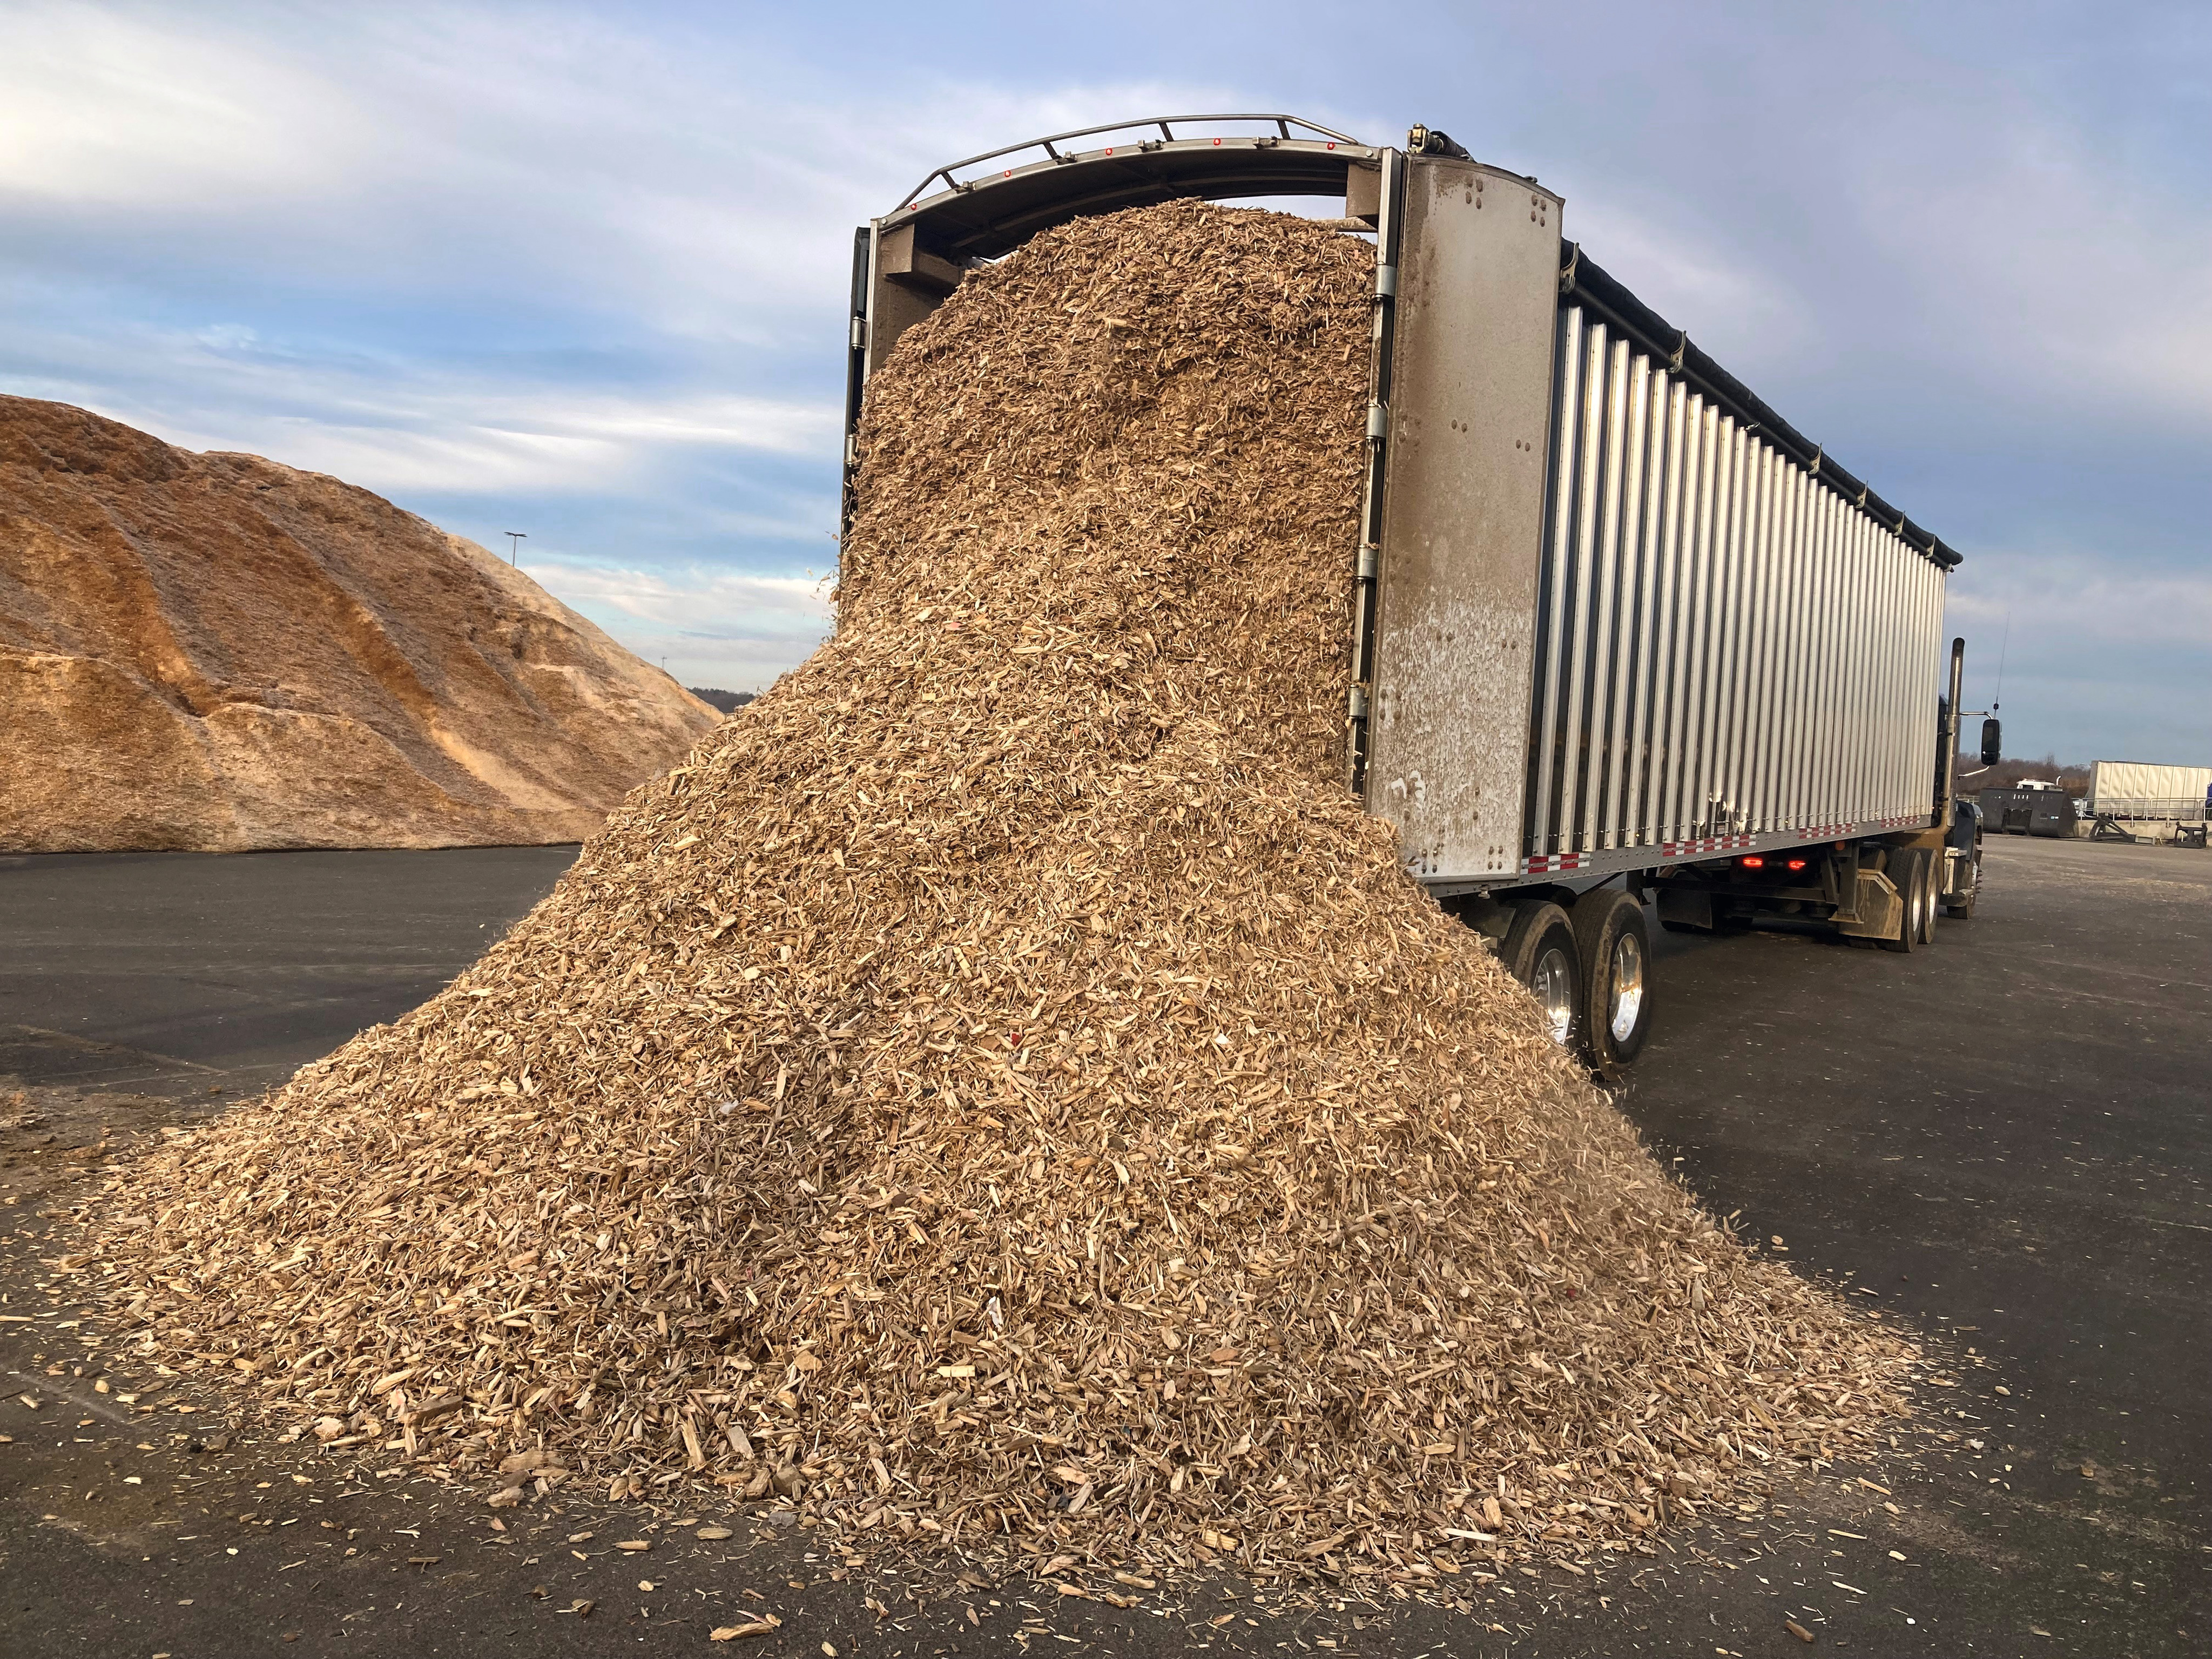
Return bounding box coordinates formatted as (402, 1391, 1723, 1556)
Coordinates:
(1361, 157, 1564, 884)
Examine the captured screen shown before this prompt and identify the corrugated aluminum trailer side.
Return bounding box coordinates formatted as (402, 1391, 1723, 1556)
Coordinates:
(1353, 144, 1959, 892)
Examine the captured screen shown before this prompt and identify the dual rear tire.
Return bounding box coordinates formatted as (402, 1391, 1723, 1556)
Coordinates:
(1500, 887, 1654, 1067)
(1879, 849, 1939, 953)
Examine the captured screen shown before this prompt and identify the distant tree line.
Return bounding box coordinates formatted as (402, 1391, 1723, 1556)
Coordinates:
(689, 687, 756, 714)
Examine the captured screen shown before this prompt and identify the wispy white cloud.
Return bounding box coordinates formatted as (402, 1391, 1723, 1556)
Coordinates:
(1, 307, 839, 495)
(0, 5, 1231, 325)
(0, 8, 362, 205)
(196, 388, 841, 496)
(1842, 106, 2212, 426)
(522, 557, 833, 692)
(1948, 551, 2212, 650)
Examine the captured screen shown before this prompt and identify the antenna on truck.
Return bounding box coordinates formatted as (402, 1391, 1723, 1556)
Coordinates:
(1992, 605, 2011, 712)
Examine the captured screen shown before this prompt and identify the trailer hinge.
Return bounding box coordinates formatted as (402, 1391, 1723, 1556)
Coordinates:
(1348, 686, 1370, 720)
(1366, 401, 1388, 441)
(845, 434, 859, 467)
(1357, 544, 1378, 579)
(851, 316, 865, 351)
(1558, 241, 1581, 296)
(1374, 263, 1398, 300)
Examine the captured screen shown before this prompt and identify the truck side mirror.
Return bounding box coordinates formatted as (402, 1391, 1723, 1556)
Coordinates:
(1979, 718, 2002, 768)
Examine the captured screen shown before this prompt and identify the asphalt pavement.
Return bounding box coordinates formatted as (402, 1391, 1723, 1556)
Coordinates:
(0, 846, 580, 1096)
(1, 834, 2204, 1656)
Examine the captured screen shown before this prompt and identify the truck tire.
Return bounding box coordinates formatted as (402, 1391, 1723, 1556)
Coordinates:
(1500, 900, 1581, 1050)
(1943, 846, 1981, 919)
(1914, 851, 1938, 946)
(1879, 851, 1927, 954)
(1573, 887, 1654, 1067)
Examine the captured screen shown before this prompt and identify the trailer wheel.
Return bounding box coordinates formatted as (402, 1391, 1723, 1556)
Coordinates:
(1573, 888, 1654, 1066)
(1879, 851, 1928, 954)
(1914, 851, 1938, 946)
(1501, 901, 1582, 1050)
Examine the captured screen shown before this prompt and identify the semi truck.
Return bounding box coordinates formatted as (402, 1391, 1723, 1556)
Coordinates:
(841, 114, 1992, 1068)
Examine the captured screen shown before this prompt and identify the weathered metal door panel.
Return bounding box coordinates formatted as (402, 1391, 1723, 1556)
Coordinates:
(1365, 157, 1564, 882)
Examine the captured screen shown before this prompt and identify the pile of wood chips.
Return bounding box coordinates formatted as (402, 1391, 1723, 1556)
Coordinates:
(87, 200, 1912, 1588)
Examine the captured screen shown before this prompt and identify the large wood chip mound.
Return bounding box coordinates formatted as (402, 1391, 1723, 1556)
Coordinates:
(0, 396, 719, 851)
(89, 200, 1911, 1585)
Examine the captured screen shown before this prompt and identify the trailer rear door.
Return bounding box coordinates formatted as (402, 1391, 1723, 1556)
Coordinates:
(1363, 156, 1564, 884)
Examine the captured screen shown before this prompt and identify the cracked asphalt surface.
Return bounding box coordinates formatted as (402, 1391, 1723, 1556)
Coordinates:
(2, 834, 2204, 1655)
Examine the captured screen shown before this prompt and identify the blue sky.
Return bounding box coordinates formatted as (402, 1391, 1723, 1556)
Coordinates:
(1, 2, 2206, 763)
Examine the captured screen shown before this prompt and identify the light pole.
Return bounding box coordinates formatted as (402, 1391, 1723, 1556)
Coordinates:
(504, 531, 527, 565)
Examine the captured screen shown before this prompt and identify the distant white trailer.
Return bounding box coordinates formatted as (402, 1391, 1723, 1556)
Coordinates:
(2088, 760, 2212, 822)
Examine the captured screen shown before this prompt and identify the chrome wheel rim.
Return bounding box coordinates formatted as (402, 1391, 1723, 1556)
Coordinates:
(1609, 931, 1646, 1043)
(1532, 945, 1576, 1045)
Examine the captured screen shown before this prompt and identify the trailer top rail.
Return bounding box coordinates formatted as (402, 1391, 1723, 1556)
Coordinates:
(864, 115, 1959, 570)
(880, 114, 1377, 262)
(894, 112, 1367, 210)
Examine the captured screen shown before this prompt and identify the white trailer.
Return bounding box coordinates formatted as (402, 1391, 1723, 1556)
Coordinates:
(2087, 760, 2212, 823)
(843, 114, 1990, 1066)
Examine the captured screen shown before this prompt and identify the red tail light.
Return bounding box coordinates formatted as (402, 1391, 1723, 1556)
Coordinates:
(1740, 855, 1765, 869)
(1785, 858, 1808, 872)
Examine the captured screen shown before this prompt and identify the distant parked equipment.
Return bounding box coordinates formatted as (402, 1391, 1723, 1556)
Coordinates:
(1978, 784, 2079, 838)
(2086, 760, 2212, 825)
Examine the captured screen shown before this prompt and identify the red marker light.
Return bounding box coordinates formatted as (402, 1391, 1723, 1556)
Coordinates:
(1741, 855, 1765, 869)
(1785, 858, 1808, 872)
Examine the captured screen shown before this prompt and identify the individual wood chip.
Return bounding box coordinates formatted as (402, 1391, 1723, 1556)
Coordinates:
(1784, 1618, 1816, 1642)
(711, 1616, 781, 1641)
(696, 1526, 733, 1541)
(615, 1540, 650, 1553)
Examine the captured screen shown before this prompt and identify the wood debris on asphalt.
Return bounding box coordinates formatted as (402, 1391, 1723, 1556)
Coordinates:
(80, 198, 1914, 1590)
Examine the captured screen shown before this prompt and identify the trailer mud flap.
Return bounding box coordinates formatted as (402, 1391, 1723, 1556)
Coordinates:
(1835, 869, 1904, 942)
(1654, 887, 1712, 931)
